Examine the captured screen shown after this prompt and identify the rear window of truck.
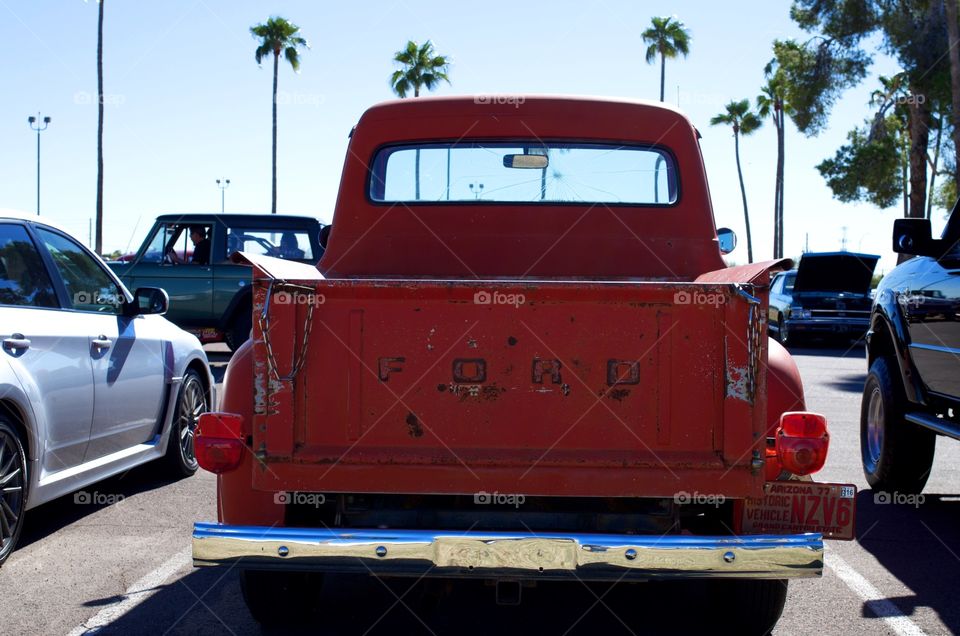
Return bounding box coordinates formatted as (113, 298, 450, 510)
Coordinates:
(369, 142, 678, 205)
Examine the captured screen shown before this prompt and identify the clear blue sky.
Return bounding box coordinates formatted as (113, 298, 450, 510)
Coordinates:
(0, 0, 947, 273)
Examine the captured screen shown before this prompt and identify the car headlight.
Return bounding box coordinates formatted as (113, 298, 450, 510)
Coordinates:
(791, 306, 812, 319)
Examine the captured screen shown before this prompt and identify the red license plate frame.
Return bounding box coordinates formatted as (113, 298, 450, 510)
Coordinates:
(741, 481, 857, 540)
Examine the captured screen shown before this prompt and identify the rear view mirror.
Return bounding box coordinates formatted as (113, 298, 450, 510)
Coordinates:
(892, 218, 938, 256)
(503, 154, 548, 169)
(133, 287, 169, 315)
(717, 227, 737, 255)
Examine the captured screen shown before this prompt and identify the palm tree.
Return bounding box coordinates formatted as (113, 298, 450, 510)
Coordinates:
(95, 0, 104, 254)
(757, 62, 794, 260)
(711, 100, 762, 263)
(251, 16, 308, 214)
(642, 16, 691, 102)
(389, 40, 451, 200)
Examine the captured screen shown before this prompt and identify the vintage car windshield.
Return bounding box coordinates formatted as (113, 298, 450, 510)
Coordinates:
(369, 142, 678, 205)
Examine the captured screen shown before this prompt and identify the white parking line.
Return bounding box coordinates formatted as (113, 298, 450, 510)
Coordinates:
(66, 547, 191, 636)
(825, 548, 927, 636)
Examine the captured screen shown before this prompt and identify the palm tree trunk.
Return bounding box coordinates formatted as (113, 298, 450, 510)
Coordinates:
(772, 114, 781, 259)
(734, 131, 753, 263)
(95, 0, 104, 253)
(271, 52, 279, 214)
(414, 84, 421, 199)
(776, 112, 785, 259)
(659, 51, 666, 102)
(773, 112, 786, 258)
(944, 0, 960, 190)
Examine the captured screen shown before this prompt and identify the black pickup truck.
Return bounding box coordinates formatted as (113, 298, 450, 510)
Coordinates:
(861, 202, 960, 493)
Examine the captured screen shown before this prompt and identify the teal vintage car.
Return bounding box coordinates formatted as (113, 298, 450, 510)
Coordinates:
(109, 213, 326, 349)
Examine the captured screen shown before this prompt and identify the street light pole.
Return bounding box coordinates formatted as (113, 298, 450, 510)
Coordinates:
(28, 113, 51, 216)
(216, 178, 230, 213)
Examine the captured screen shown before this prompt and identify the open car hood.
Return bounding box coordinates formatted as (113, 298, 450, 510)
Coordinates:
(793, 252, 879, 295)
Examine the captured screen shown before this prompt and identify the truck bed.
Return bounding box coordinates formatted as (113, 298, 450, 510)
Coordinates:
(242, 256, 768, 499)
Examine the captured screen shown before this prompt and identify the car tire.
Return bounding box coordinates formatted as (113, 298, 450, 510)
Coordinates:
(860, 357, 935, 494)
(711, 579, 788, 636)
(240, 569, 325, 627)
(163, 369, 207, 478)
(224, 307, 252, 352)
(0, 420, 27, 567)
(776, 315, 789, 346)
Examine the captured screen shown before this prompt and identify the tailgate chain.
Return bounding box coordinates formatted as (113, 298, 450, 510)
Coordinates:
(258, 280, 317, 382)
(736, 285, 763, 402)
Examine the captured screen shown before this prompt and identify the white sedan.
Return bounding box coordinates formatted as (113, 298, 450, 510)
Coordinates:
(0, 213, 212, 565)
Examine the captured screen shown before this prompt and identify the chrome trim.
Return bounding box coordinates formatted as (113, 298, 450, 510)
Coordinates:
(192, 523, 823, 580)
(905, 412, 960, 439)
(909, 342, 960, 355)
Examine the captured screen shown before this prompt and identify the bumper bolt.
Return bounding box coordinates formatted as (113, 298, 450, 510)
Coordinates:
(278, 545, 289, 557)
(723, 551, 736, 563)
(375, 545, 388, 558)
(624, 548, 637, 561)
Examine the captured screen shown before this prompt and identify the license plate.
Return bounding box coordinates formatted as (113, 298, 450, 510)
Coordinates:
(741, 481, 856, 540)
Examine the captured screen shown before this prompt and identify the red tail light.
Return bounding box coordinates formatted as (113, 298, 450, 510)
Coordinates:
(775, 412, 829, 476)
(195, 412, 245, 474)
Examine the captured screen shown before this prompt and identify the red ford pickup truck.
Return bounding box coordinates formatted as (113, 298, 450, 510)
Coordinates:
(192, 96, 854, 634)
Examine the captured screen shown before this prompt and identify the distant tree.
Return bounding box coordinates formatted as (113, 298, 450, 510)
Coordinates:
(711, 100, 762, 263)
(642, 16, 691, 102)
(251, 16, 308, 214)
(785, 0, 953, 219)
(816, 74, 953, 222)
(943, 0, 960, 191)
(389, 40, 450, 199)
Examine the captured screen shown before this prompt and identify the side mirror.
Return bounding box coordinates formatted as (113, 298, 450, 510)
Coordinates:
(892, 218, 940, 257)
(132, 287, 169, 315)
(717, 227, 737, 255)
(318, 225, 331, 251)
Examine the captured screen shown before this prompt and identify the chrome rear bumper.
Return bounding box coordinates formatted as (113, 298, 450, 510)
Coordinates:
(192, 523, 823, 580)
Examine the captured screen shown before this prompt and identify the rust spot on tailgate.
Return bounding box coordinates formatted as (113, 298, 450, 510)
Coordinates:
(608, 388, 631, 402)
(449, 384, 506, 402)
(405, 412, 424, 438)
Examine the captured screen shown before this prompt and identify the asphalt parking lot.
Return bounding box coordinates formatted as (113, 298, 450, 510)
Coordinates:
(3, 342, 959, 635)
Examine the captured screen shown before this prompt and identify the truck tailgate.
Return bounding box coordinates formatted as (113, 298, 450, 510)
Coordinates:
(245, 259, 768, 499)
